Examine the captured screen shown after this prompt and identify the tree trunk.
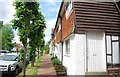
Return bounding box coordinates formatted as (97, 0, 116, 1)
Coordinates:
(33, 49, 35, 63)
(23, 17, 30, 77)
(31, 49, 35, 67)
(31, 55, 34, 67)
(37, 47, 39, 59)
(23, 44, 27, 77)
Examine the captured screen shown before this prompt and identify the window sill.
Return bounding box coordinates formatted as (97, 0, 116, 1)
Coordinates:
(64, 54, 70, 57)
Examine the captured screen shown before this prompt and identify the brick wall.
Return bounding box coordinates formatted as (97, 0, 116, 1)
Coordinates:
(54, 9, 74, 44)
(61, 9, 74, 40)
(55, 31, 61, 44)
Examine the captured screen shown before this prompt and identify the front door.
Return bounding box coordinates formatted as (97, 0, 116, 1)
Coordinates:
(86, 31, 106, 72)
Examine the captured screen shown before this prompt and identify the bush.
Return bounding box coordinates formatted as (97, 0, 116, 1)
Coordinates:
(51, 56, 57, 60)
(45, 50, 49, 54)
(52, 58, 61, 66)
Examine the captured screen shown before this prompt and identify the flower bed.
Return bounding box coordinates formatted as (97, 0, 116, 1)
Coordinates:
(51, 56, 67, 76)
(55, 64, 67, 76)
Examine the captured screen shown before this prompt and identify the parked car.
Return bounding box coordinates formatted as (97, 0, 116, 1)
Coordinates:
(0, 53, 22, 76)
(0, 50, 9, 56)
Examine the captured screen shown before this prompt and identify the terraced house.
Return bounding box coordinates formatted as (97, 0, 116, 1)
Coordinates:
(50, 0, 120, 75)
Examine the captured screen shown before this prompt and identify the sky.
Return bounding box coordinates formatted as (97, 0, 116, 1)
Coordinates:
(39, 0, 61, 43)
(0, 0, 61, 44)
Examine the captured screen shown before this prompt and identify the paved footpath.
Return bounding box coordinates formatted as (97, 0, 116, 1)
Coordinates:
(37, 54, 56, 77)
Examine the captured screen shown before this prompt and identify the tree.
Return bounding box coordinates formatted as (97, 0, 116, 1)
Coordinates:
(28, 11, 46, 66)
(12, 1, 40, 77)
(44, 44, 50, 54)
(0, 21, 3, 49)
(0, 24, 14, 50)
(37, 38, 45, 57)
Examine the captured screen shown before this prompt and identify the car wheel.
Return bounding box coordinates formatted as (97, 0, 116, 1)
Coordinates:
(15, 68, 19, 75)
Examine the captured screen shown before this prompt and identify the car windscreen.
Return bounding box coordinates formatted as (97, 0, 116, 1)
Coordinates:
(0, 55, 18, 61)
(0, 50, 9, 53)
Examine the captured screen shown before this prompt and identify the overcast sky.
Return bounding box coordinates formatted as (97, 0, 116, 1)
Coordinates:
(0, 0, 61, 44)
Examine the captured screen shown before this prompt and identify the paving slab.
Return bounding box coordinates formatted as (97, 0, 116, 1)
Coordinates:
(37, 54, 56, 77)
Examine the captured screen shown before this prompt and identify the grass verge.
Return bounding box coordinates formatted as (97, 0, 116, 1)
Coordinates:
(17, 56, 43, 77)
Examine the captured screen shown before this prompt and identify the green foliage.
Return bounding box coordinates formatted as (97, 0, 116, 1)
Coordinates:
(19, 48, 24, 60)
(44, 44, 50, 54)
(28, 11, 46, 58)
(12, 1, 41, 45)
(0, 24, 3, 49)
(12, 0, 46, 75)
(51, 56, 57, 61)
(12, 1, 40, 29)
(52, 58, 61, 66)
(27, 47, 34, 61)
(12, 0, 46, 59)
(0, 24, 14, 50)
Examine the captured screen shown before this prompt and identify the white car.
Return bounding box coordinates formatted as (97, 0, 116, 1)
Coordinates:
(0, 50, 9, 57)
(0, 53, 22, 76)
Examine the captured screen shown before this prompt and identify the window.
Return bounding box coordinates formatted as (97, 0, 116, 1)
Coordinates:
(58, 23, 61, 32)
(65, 39, 70, 54)
(66, 0, 72, 18)
(106, 35, 120, 68)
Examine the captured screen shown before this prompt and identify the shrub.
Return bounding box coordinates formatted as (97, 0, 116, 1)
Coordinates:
(51, 56, 57, 60)
(52, 58, 61, 66)
(45, 50, 49, 54)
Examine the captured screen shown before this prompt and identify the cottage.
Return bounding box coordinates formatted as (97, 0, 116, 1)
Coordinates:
(51, 0, 120, 75)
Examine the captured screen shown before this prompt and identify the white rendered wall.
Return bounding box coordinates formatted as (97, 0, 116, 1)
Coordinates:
(74, 34, 86, 75)
(62, 32, 107, 75)
(54, 43, 62, 61)
(63, 34, 86, 75)
(58, 43, 62, 61)
(49, 42, 53, 54)
(54, 44, 58, 57)
(63, 34, 76, 75)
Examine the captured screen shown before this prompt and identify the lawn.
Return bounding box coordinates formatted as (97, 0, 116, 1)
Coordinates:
(17, 56, 43, 77)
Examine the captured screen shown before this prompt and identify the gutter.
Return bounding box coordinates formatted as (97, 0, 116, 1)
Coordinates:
(59, 15, 63, 64)
(53, 2, 64, 34)
(53, 1, 64, 64)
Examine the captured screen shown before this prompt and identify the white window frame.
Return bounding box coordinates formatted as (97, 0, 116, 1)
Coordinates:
(66, 0, 72, 19)
(58, 23, 61, 32)
(65, 39, 70, 55)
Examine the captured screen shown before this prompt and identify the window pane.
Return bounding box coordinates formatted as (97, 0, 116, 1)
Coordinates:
(66, 0, 72, 18)
(58, 23, 61, 32)
(107, 56, 112, 63)
(112, 42, 119, 64)
(112, 36, 118, 40)
(106, 36, 111, 54)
